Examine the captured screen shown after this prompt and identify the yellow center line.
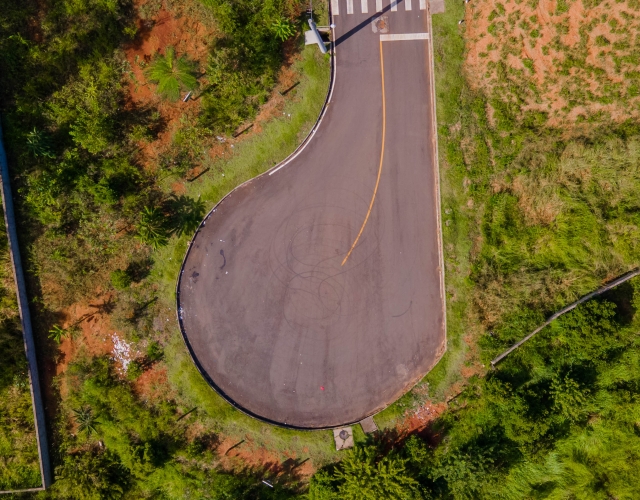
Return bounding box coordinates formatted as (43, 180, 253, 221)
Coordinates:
(341, 40, 387, 267)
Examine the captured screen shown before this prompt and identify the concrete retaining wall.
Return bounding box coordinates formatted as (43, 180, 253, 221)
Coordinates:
(0, 117, 52, 489)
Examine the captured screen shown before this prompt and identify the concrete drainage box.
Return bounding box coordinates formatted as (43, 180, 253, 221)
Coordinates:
(333, 427, 354, 451)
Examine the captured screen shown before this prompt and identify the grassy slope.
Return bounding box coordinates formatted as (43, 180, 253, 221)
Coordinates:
(377, 0, 640, 427)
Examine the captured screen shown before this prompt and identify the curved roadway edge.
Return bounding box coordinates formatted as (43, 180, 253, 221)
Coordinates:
(0, 117, 52, 487)
(427, 5, 448, 381)
(176, 4, 448, 431)
(174, 13, 340, 430)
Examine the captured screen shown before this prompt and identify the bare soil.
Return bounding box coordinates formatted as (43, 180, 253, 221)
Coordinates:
(217, 437, 315, 479)
(465, 0, 640, 128)
(124, 3, 305, 178)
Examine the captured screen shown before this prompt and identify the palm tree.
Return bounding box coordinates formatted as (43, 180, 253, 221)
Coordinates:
(26, 127, 54, 158)
(49, 325, 69, 343)
(72, 406, 99, 435)
(272, 18, 295, 41)
(137, 206, 169, 250)
(147, 47, 197, 101)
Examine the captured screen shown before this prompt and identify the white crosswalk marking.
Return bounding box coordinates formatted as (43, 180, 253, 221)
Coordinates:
(381, 32, 430, 41)
(336, 0, 425, 15)
(347, 0, 354, 14)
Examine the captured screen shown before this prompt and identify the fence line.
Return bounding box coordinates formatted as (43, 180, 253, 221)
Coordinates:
(0, 117, 52, 489)
(491, 268, 640, 367)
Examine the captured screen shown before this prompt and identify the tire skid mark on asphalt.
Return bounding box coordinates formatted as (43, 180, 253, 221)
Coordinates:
(341, 39, 387, 266)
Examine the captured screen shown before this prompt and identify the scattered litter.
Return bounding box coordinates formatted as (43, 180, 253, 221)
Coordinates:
(111, 333, 134, 372)
(410, 404, 438, 425)
(216, 136, 226, 143)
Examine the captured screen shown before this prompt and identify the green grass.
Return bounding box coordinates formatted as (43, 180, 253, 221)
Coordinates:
(148, 45, 341, 463)
(0, 215, 40, 490)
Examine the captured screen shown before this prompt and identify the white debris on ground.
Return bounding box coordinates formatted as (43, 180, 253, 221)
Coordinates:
(111, 333, 134, 372)
(409, 404, 439, 425)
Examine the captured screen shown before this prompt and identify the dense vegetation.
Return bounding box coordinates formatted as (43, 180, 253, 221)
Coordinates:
(310, 288, 640, 498)
(52, 356, 302, 499)
(0, 217, 40, 490)
(310, 0, 640, 497)
(3, 0, 640, 497)
(0, 0, 327, 496)
(0, 0, 303, 311)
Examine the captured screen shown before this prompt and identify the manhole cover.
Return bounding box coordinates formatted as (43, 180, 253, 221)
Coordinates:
(333, 427, 354, 450)
(372, 16, 389, 34)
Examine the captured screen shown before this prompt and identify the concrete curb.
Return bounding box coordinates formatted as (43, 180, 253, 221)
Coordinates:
(428, 1, 448, 371)
(175, 9, 339, 431)
(0, 117, 52, 489)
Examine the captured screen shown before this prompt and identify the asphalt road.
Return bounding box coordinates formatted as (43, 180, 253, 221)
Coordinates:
(177, 0, 446, 429)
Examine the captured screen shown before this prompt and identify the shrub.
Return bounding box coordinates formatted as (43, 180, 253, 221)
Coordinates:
(147, 47, 197, 101)
(110, 269, 132, 290)
(49, 325, 70, 344)
(272, 17, 295, 41)
(137, 207, 169, 250)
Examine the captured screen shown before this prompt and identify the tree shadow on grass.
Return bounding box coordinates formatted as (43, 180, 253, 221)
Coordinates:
(163, 194, 205, 237)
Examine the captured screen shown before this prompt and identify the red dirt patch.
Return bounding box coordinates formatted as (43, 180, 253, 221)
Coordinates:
(57, 295, 117, 375)
(133, 365, 174, 401)
(123, 3, 218, 168)
(465, 0, 640, 129)
(399, 402, 448, 435)
(217, 437, 315, 478)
